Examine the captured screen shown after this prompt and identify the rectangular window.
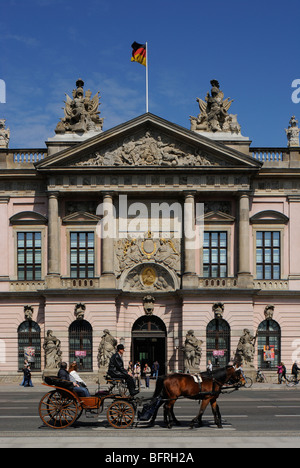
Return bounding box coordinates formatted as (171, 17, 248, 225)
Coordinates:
(256, 231, 280, 280)
(17, 232, 42, 280)
(70, 232, 95, 279)
(203, 232, 228, 278)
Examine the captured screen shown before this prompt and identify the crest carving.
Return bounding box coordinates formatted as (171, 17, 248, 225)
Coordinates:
(115, 232, 180, 277)
(74, 129, 227, 167)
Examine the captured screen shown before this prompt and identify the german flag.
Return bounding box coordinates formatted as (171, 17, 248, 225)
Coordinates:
(131, 42, 147, 66)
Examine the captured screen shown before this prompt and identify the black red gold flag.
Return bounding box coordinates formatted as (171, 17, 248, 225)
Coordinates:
(131, 42, 147, 66)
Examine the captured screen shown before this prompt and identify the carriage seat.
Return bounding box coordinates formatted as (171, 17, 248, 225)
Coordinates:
(105, 374, 126, 383)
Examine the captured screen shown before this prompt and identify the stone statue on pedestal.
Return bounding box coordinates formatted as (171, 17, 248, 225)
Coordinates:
(190, 80, 241, 135)
(235, 329, 257, 368)
(55, 78, 104, 135)
(97, 329, 118, 370)
(182, 330, 203, 373)
(0, 119, 10, 148)
(285, 116, 300, 147)
(43, 330, 62, 372)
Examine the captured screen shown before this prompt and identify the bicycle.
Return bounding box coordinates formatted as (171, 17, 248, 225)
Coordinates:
(243, 376, 253, 388)
(286, 375, 300, 388)
(256, 370, 267, 383)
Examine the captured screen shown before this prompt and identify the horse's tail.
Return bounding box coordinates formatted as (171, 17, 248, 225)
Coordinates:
(152, 375, 166, 399)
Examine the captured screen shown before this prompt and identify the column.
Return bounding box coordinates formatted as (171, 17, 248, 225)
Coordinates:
(47, 192, 60, 287)
(288, 196, 300, 289)
(182, 192, 198, 289)
(238, 193, 252, 287)
(100, 192, 116, 288)
(0, 197, 10, 281)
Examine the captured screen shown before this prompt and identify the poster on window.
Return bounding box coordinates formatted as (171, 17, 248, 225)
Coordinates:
(263, 345, 275, 362)
(24, 347, 35, 363)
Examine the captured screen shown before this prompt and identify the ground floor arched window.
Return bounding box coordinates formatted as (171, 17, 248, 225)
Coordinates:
(18, 321, 41, 371)
(257, 319, 281, 370)
(69, 320, 93, 371)
(206, 319, 231, 368)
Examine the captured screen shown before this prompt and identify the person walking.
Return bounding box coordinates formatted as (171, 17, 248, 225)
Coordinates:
(22, 364, 34, 387)
(127, 361, 133, 376)
(207, 360, 213, 374)
(277, 363, 283, 384)
(134, 362, 141, 390)
(152, 360, 160, 379)
(143, 363, 151, 388)
(292, 361, 300, 381)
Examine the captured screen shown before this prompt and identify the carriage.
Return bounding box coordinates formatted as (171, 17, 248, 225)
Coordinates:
(39, 366, 245, 430)
(39, 376, 137, 429)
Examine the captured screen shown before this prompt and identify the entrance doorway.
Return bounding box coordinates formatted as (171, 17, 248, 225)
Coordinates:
(132, 316, 167, 375)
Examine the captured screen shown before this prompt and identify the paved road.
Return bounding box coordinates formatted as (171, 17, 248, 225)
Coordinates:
(1, 384, 300, 448)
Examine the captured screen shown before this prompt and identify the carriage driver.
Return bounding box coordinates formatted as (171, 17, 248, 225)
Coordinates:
(107, 344, 139, 397)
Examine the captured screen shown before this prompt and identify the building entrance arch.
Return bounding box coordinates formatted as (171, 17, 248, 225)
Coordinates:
(132, 315, 167, 376)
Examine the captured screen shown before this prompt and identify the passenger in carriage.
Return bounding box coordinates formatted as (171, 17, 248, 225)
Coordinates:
(108, 344, 139, 397)
(68, 362, 90, 397)
(57, 362, 89, 397)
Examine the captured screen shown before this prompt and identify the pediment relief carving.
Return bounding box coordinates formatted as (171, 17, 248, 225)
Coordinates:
(73, 130, 230, 168)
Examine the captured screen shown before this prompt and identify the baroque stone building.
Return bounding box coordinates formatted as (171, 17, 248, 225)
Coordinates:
(1, 78, 300, 380)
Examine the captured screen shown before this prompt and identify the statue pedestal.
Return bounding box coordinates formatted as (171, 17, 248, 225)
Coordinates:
(186, 367, 200, 375)
(242, 366, 257, 380)
(42, 368, 59, 379)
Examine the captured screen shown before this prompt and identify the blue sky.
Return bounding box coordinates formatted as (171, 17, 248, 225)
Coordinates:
(1, 0, 300, 148)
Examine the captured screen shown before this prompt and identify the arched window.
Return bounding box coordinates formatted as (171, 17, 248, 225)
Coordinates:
(69, 320, 93, 371)
(257, 319, 281, 369)
(206, 319, 231, 368)
(18, 321, 41, 371)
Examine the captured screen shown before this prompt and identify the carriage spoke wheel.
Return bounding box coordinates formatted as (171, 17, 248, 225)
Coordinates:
(107, 400, 135, 429)
(39, 391, 78, 429)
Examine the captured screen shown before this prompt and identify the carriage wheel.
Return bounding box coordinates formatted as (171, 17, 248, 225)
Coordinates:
(39, 390, 79, 429)
(106, 400, 135, 429)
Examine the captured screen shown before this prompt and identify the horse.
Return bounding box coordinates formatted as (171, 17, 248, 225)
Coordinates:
(150, 366, 245, 429)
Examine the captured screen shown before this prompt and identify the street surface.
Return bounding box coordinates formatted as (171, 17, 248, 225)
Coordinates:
(1, 382, 300, 448)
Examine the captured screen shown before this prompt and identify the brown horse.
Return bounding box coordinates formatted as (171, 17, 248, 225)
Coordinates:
(151, 366, 245, 429)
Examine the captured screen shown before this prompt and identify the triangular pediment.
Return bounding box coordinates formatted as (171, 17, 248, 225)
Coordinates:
(36, 114, 262, 171)
(62, 211, 100, 224)
(204, 211, 236, 223)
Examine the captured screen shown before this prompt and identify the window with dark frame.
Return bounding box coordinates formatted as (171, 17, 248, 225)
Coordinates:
(203, 231, 228, 278)
(256, 231, 280, 280)
(70, 232, 95, 279)
(17, 232, 42, 281)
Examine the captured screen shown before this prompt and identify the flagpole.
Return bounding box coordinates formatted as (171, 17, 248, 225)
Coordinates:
(146, 41, 149, 113)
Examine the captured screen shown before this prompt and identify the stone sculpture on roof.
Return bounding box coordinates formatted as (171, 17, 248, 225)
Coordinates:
(285, 116, 300, 148)
(190, 80, 241, 135)
(0, 119, 10, 148)
(55, 78, 104, 135)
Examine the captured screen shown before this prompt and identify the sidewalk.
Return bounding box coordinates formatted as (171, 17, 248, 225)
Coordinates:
(0, 378, 298, 393)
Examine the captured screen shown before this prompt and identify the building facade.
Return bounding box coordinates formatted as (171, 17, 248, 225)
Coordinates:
(1, 79, 300, 380)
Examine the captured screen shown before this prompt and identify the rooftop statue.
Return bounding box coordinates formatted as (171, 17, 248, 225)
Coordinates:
(55, 78, 104, 135)
(190, 80, 241, 135)
(0, 119, 10, 148)
(285, 116, 300, 148)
